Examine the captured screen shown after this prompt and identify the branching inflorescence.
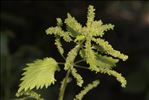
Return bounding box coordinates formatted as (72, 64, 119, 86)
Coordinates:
(16, 5, 128, 100)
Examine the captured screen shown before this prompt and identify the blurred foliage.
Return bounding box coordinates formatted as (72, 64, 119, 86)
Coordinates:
(123, 58, 149, 99)
(1, 1, 149, 100)
(124, 71, 146, 93)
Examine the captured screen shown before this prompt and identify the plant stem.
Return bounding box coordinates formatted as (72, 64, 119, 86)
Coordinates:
(74, 64, 89, 70)
(74, 59, 85, 64)
(58, 68, 71, 100)
(58, 59, 85, 65)
(60, 54, 66, 61)
(58, 62, 89, 70)
(59, 43, 85, 100)
(58, 62, 65, 65)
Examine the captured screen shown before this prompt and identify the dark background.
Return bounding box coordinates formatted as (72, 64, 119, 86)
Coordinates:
(1, 1, 149, 100)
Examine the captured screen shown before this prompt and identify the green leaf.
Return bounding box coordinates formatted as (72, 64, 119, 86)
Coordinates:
(97, 68, 127, 87)
(90, 21, 114, 37)
(79, 49, 85, 58)
(108, 70, 126, 87)
(87, 5, 95, 27)
(74, 35, 85, 42)
(74, 80, 99, 100)
(66, 26, 81, 37)
(89, 20, 103, 36)
(65, 13, 82, 37)
(18, 57, 59, 93)
(85, 37, 99, 72)
(92, 45, 105, 53)
(55, 37, 64, 55)
(96, 54, 119, 69)
(80, 49, 118, 70)
(16, 90, 44, 100)
(56, 18, 63, 27)
(92, 38, 128, 61)
(46, 26, 72, 42)
(71, 68, 84, 87)
(64, 45, 80, 70)
(101, 24, 114, 33)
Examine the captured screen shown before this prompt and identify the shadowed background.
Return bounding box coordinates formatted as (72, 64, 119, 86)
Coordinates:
(1, 1, 149, 100)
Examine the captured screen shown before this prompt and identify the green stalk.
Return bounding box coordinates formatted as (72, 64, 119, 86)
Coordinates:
(58, 68, 71, 100)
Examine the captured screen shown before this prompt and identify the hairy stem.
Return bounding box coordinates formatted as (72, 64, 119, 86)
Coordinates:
(74, 59, 85, 64)
(74, 64, 89, 70)
(58, 62, 65, 65)
(60, 54, 66, 61)
(58, 64, 88, 100)
(59, 42, 85, 100)
(58, 62, 89, 70)
(58, 68, 71, 100)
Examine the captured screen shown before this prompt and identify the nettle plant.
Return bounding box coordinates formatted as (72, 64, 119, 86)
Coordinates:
(16, 5, 128, 100)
